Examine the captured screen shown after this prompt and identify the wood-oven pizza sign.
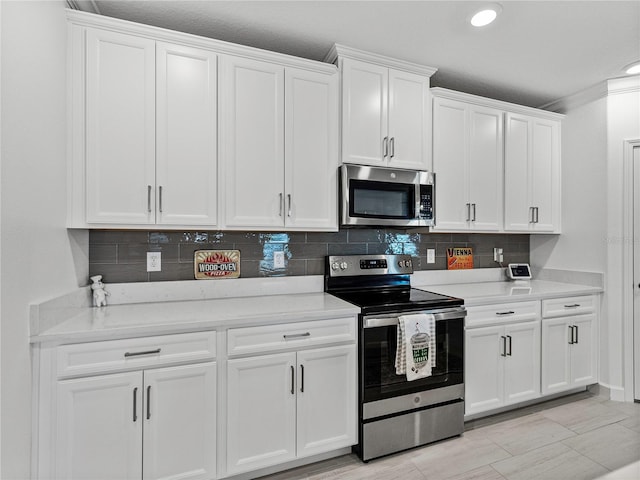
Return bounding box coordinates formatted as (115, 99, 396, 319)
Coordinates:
(446, 247, 473, 270)
(194, 250, 241, 279)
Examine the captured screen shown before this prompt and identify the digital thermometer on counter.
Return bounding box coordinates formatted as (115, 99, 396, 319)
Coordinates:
(507, 263, 532, 280)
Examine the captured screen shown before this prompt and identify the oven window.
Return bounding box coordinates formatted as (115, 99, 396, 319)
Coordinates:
(350, 180, 415, 219)
(362, 317, 464, 403)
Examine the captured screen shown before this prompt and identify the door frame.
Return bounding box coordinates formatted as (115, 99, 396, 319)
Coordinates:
(622, 138, 640, 401)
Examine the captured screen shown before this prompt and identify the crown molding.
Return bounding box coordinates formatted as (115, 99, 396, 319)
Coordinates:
(540, 75, 639, 113)
(324, 44, 437, 77)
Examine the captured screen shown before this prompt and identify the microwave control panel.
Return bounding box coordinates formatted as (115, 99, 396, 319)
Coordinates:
(419, 184, 434, 222)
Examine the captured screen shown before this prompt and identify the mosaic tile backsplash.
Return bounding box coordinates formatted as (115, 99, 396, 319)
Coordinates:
(89, 229, 530, 283)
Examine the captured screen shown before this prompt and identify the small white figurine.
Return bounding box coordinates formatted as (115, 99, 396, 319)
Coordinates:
(90, 275, 110, 307)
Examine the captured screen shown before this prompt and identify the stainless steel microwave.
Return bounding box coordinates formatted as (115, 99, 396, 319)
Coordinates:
(340, 164, 435, 227)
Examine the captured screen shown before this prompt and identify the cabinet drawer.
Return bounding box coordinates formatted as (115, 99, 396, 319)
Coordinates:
(466, 301, 540, 328)
(227, 317, 356, 356)
(57, 331, 216, 378)
(542, 295, 596, 318)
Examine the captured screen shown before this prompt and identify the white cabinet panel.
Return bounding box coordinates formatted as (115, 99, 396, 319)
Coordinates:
(296, 345, 357, 457)
(156, 43, 218, 226)
(221, 55, 285, 228)
(432, 95, 503, 232)
(571, 314, 597, 386)
(465, 325, 504, 415)
(85, 29, 156, 224)
(542, 317, 574, 394)
(226, 353, 297, 475)
(285, 68, 339, 229)
(56, 372, 143, 480)
(504, 320, 541, 405)
(143, 363, 216, 480)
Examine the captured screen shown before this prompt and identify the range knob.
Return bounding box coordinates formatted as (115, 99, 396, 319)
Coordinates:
(340, 261, 348, 270)
(405, 259, 412, 268)
(331, 262, 340, 271)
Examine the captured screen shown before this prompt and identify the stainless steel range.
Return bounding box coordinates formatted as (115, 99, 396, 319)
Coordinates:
(325, 254, 466, 461)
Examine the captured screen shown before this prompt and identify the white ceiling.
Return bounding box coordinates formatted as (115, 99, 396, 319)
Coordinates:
(72, 0, 640, 108)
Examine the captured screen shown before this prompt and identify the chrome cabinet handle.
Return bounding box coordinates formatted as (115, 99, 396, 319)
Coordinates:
(472, 203, 477, 222)
(147, 185, 152, 213)
(133, 387, 138, 422)
(466, 203, 471, 222)
(290, 365, 295, 395)
(283, 332, 311, 340)
(507, 335, 512, 356)
(146, 386, 151, 420)
(529, 206, 534, 223)
(564, 304, 580, 308)
(124, 348, 161, 358)
(390, 137, 395, 158)
(287, 194, 292, 217)
(279, 193, 283, 217)
(535, 207, 540, 223)
(158, 186, 163, 213)
(500, 336, 507, 357)
(496, 311, 515, 316)
(300, 364, 305, 393)
(574, 325, 579, 344)
(383, 137, 389, 158)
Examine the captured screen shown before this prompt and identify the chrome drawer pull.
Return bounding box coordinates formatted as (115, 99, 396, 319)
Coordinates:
(496, 311, 515, 316)
(124, 348, 161, 358)
(283, 332, 311, 340)
(564, 304, 581, 308)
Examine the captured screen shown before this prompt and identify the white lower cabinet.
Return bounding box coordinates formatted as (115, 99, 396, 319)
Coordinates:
(464, 301, 541, 416)
(225, 319, 357, 476)
(542, 296, 598, 395)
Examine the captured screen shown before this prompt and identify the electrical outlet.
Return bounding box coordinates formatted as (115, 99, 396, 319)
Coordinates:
(493, 247, 503, 263)
(273, 251, 285, 269)
(427, 248, 436, 264)
(147, 252, 161, 272)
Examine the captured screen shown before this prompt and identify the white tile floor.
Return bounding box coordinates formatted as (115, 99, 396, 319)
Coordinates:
(259, 392, 640, 480)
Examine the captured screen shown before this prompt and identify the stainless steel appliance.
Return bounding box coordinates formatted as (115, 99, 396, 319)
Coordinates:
(340, 164, 435, 227)
(325, 254, 465, 461)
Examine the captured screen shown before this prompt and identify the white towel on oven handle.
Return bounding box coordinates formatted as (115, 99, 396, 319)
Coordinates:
(395, 313, 436, 381)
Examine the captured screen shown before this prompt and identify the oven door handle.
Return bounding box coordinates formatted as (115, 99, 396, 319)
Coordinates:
(363, 308, 466, 328)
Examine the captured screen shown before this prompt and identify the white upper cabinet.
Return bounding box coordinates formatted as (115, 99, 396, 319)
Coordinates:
(156, 43, 218, 226)
(504, 113, 561, 232)
(72, 24, 218, 228)
(84, 28, 156, 225)
(220, 55, 339, 230)
(432, 93, 503, 232)
(329, 45, 435, 170)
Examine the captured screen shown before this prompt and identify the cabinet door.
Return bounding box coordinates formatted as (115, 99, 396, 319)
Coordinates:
(432, 98, 469, 230)
(468, 105, 503, 231)
(143, 363, 216, 480)
(56, 372, 143, 480)
(530, 118, 560, 232)
(226, 352, 297, 475)
(156, 43, 218, 226)
(341, 58, 388, 166)
(296, 345, 357, 458)
(221, 56, 285, 227)
(388, 69, 431, 170)
(85, 29, 156, 224)
(504, 320, 541, 405)
(284, 67, 339, 230)
(465, 326, 504, 415)
(541, 318, 572, 395)
(570, 314, 598, 387)
(504, 113, 532, 231)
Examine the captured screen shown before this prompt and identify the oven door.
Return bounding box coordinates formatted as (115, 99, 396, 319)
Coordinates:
(361, 308, 464, 405)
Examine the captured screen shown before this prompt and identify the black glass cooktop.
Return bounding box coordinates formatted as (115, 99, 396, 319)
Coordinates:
(330, 287, 463, 315)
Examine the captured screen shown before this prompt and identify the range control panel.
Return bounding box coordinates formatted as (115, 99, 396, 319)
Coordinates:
(327, 254, 413, 277)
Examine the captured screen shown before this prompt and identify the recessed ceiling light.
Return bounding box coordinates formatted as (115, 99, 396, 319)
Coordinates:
(625, 61, 640, 75)
(471, 4, 502, 27)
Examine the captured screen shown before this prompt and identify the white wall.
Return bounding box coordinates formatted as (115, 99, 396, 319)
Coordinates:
(605, 77, 640, 400)
(1, 2, 84, 478)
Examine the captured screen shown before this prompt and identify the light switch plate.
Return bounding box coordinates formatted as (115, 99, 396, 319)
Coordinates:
(147, 252, 161, 272)
(427, 248, 436, 264)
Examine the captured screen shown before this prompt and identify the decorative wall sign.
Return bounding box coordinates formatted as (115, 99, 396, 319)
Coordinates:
(446, 247, 474, 270)
(194, 250, 241, 279)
